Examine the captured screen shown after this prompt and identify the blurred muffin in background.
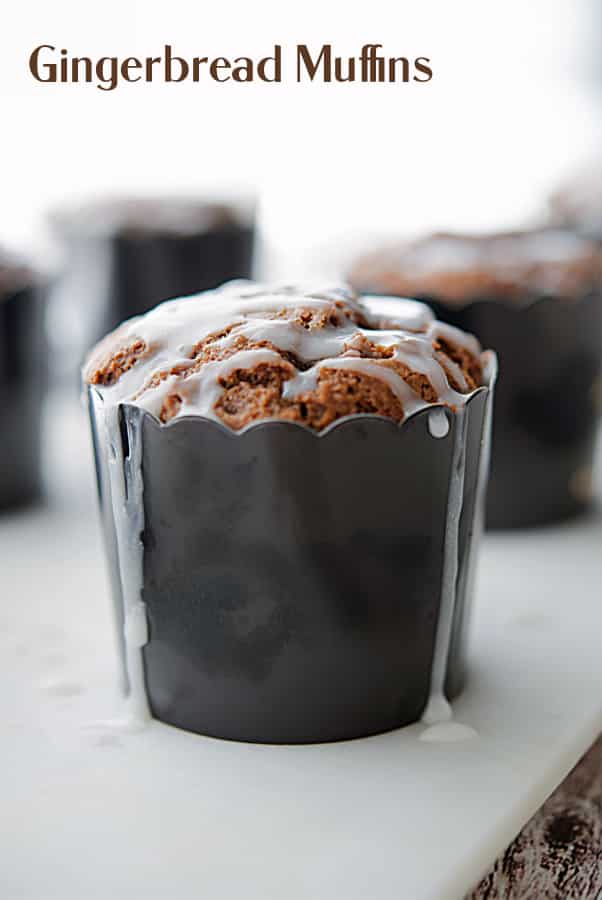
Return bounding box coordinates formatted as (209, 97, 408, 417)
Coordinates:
(48, 195, 255, 375)
(548, 163, 602, 242)
(0, 249, 47, 509)
(350, 229, 602, 529)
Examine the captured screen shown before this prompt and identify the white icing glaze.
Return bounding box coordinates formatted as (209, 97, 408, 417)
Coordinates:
(402, 236, 484, 275)
(427, 408, 450, 439)
(360, 294, 434, 330)
(421, 406, 468, 727)
(419, 721, 478, 743)
(283, 357, 425, 412)
(136, 348, 286, 420)
(384, 230, 595, 275)
(98, 403, 150, 724)
(421, 351, 496, 735)
(87, 281, 482, 424)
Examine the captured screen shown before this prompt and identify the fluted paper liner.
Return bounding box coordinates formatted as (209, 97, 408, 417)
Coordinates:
(426, 293, 601, 528)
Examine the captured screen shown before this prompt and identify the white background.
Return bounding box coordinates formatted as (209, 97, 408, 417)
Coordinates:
(1, 0, 600, 277)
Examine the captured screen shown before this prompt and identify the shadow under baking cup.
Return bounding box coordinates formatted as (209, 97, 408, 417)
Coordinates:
(0, 285, 47, 510)
(421, 293, 602, 529)
(88, 379, 493, 744)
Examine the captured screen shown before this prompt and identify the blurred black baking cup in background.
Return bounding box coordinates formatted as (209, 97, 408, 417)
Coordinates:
(350, 231, 602, 529)
(87, 357, 495, 744)
(426, 292, 602, 529)
(0, 256, 46, 510)
(49, 195, 255, 353)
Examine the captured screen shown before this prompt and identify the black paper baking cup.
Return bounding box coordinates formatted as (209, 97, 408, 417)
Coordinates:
(105, 222, 255, 329)
(425, 293, 601, 529)
(53, 206, 255, 341)
(356, 288, 602, 529)
(88, 374, 494, 744)
(0, 284, 46, 510)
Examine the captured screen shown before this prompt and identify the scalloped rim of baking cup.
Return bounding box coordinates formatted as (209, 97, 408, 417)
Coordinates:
(87, 352, 496, 744)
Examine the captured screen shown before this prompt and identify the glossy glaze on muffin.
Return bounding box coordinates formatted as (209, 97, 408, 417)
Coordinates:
(84, 282, 484, 430)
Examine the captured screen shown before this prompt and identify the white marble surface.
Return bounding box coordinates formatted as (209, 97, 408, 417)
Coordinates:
(1, 392, 601, 900)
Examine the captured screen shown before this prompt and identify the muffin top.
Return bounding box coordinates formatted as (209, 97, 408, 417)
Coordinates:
(84, 282, 486, 431)
(350, 230, 602, 305)
(51, 195, 251, 239)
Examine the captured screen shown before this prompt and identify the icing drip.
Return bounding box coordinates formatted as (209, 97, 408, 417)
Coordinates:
(427, 408, 450, 439)
(421, 407, 468, 728)
(100, 403, 150, 723)
(420, 354, 495, 739)
(137, 349, 286, 420)
(419, 722, 478, 743)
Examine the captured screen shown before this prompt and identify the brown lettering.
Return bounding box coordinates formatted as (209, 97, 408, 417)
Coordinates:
(297, 44, 331, 82)
(210, 57, 231, 81)
(29, 44, 56, 82)
(413, 57, 433, 82)
(121, 57, 142, 82)
(165, 44, 189, 82)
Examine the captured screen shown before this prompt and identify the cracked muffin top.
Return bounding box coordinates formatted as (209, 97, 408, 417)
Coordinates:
(84, 281, 486, 431)
(349, 230, 602, 305)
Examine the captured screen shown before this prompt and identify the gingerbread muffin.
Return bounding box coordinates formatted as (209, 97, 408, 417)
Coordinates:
(0, 250, 46, 510)
(85, 282, 495, 743)
(84, 282, 484, 431)
(350, 230, 602, 304)
(350, 230, 602, 529)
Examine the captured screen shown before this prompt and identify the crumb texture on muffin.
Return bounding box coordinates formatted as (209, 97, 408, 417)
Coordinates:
(84, 281, 485, 430)
(350, 230, 602, 304)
